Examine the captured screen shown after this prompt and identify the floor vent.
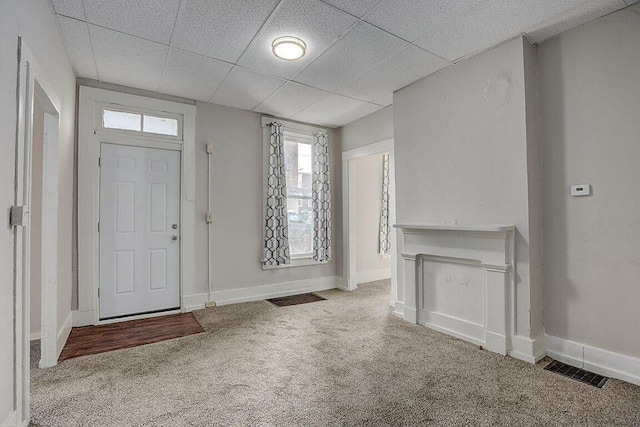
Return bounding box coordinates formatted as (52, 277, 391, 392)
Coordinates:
(544, 360, 608, 388)
(267, 293, 326, 307)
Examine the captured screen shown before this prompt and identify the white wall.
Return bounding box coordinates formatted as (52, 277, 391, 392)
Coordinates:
(539, 4, 640, 358)
(353, 154, 391, 280)
(194, 102, 342, 295)
(0, 0, 76, 421)
(393, 37, 542, 340)
(339, 106, 393, 152)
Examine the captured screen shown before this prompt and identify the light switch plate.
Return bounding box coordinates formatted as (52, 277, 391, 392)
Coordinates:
(570, 184, 591, 197)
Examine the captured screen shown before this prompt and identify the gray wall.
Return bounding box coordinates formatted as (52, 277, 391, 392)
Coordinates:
(393, 37, 542, 339)
(194, 102, 342, 294)
(339, 105, 393, 152)
(0, 0, 76, 420)
(538, 4, 640, 357)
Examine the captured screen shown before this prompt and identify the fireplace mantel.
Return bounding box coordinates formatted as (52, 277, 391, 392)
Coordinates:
(395, 223, 516, 356)
(394, 223, 515, 233)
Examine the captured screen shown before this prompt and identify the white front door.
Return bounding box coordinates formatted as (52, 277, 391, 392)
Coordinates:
(99, 143, 181, 319)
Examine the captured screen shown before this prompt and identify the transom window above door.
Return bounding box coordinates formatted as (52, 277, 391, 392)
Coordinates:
(98, 104, 183, 140)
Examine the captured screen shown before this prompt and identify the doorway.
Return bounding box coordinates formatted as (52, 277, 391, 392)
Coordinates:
(14, 40, 62, 425)
(342, 139, 398, 306)
(99, 143, 181, 319)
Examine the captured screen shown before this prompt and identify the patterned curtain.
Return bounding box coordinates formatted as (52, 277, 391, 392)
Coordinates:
(263, 122, 290, 266)
(312, 131, 331, 262)
(379, 153, 391, 256)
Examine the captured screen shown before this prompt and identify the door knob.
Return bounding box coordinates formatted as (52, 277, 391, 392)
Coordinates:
(172, 223, 178, 229)
(171, 235, 178, 241)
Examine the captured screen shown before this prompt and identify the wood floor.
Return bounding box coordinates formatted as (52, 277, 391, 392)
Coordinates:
(59, 313, 204, 361)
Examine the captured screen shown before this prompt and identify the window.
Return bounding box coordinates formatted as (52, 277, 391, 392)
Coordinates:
(100, 107, 181, 138)
(283, 133, 313, 258)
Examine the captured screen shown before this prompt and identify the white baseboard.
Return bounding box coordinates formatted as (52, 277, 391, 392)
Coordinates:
(510, 334, 546, 364)
(56, 311, 73, 358)
(72, 309, 94, 327)
(355, 268, 391, 285)
(2, 410, 16, 427)
(189, 276, 345, 309)
(546, 334, 640, 386)
(30, 331, 41, 341)
(392, 301, 404, 319)
(182, 293, 209, 312)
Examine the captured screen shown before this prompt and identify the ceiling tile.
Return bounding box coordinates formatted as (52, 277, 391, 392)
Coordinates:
(292, 93, 382, 127)
(159, 49, 232, 102)
(253, 82, 329, 119)
(295, 22, 408, 92)
(56, 15, 97, 79)
(414, 0, 625, 61)
(237, 0, 356, 80)
(210, 67, 285, 110)
(89, 25, 169, 92)
(83, 0, 181, 44)
(321, 0, 382, 17)
(171, 0, 280, 63)
(51, 0, 86, 20)
(365, 0, 477, 42)
(337, 45, 450, 104)
(525, 0, 626, 42)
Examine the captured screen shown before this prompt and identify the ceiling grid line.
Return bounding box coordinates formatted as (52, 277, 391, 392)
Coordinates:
(51, 0, 632, 127)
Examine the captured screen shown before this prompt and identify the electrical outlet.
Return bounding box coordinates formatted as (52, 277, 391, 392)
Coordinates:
(206, 212, 213, 223)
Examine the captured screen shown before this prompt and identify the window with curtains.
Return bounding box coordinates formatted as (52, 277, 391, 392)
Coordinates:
(262, 118, 331, 268)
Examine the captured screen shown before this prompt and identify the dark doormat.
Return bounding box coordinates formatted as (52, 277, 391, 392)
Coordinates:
(267, 292, 327, 307)
(544, 360, 608, 388)
(59, 313, 204, 361)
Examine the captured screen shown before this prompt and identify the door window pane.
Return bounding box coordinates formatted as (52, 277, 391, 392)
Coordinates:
(103, 110, 141, 131)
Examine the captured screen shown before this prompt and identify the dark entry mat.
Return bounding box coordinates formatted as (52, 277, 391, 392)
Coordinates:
(544, 360, 608, 388)
(267, 292, 327, 307)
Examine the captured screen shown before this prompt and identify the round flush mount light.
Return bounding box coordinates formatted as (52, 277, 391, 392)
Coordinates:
(272, 36, 306, 61)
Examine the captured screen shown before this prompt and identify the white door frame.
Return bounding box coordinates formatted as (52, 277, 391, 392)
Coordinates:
(77, 86, 196, 326)
(14, 38, 62, 425)
(341, 139, 397, 300)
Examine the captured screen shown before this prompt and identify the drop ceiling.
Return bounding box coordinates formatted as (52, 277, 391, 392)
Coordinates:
(52, 0, 634, 128)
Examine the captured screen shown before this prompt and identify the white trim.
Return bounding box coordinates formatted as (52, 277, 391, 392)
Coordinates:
(52, 312, 72, 366)
(355, 268, 392, 285)
(341, 139, 397, 299)
(2, 411, 17, 427)
(14, 40, 63, 425)
(262, 258, 329, 270)
(29, 332, 41, 341)
(71, 310, 95, 327)
(204, 276, 344, 307)
(509, 334, 546, 363)
(77, 86, 197, 325)
(546, 335, 640, 386)
(96, 309, 182, 326)
(392, 301, 405, 318)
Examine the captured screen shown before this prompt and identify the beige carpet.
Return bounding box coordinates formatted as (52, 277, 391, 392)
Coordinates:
(31, 280, 640, 426)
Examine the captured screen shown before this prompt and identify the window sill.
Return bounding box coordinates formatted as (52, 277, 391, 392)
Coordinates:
(262, 257, 328, 270)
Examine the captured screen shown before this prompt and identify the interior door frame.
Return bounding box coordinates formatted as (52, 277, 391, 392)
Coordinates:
(77, 86, 196, 326)
(14, 38, 62, 425)
(341, 139, 398, 301)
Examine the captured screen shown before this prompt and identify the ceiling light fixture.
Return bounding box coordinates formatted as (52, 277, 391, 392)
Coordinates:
(272, 36, 306, 61)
